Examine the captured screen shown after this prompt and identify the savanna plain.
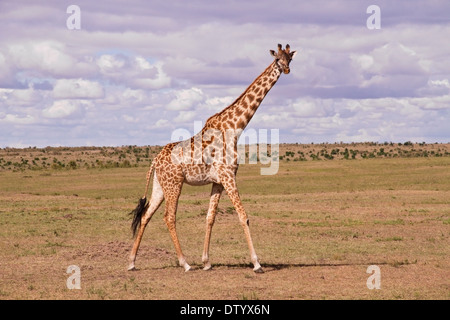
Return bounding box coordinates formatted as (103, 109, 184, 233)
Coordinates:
(0, 143, 449, 300)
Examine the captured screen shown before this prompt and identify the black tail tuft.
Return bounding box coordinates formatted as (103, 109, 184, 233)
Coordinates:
(129, 197, 149, 238)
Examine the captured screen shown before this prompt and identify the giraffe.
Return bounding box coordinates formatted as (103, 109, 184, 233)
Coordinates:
(128, 44, 297, 273)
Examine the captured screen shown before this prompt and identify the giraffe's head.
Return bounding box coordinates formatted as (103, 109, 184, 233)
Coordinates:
(270, 44, 297, 74)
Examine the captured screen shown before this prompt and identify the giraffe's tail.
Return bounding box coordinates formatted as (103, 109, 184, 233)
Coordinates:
(129, 161, 154, 238)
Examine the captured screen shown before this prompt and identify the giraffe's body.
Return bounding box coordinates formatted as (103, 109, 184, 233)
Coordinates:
(128, 44, 297, 272)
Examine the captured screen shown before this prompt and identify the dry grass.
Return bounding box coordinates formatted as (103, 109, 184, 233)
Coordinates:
(0, 145, 449, 300)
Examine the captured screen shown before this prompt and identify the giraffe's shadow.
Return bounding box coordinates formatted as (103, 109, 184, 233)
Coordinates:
(149, 261, 391, 273)
(208, 261, 391, 272)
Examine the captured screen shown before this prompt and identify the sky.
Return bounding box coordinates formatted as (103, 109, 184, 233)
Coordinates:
(0, 0, 449, 147)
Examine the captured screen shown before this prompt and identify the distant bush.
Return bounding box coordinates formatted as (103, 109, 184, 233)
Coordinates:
(68, 161, 77, 169)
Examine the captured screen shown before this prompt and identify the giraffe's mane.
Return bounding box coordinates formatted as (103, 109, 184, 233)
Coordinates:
(204, 60, 276, 124)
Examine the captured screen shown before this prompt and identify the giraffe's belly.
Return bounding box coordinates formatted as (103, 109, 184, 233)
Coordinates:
(183, 164, 221, 186)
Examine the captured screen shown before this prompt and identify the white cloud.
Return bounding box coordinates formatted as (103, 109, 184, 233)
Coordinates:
(122, 88, 146, 103)
(174, 110, 196, 123)
(122, 114, 138, 123)
(351, 54, 374, 71)
(10, 87, 41, 105)
(365, 43, 426, 75)
(8, 40, 95, 78)
(265, 93, 450, 144)
(411, 95, 450, 110)
(291, 98, 335, 118)
(428, 79, 450, 88)
(97, 54, 171, 89)
(42, 100, 88, 118)
(0, 86, 46, 110)
(201, 96, 234, 113)
(97, 54, 125, 74)
(53, 79, 104, 99)
(334, 128, 383, 143)
(131, 58, 171, 89)
(9, 41, 71, 73)
(0, 114, 36, 124)
(0, 88, 13, 100)
(135, 56, 152, 70)
(155, 119, 169, 128)
(167, 87, 204, 111)
(0, 52, 16, 86)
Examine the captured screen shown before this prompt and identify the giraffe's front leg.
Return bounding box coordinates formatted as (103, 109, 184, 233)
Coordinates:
(202, 183, 223, 271)
(220, 174, 263, 273)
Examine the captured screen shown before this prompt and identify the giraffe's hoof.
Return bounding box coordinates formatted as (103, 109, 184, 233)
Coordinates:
(253, 267, 264, 274)
(203, 264, 212, 271)
(127, 266, 138, 271)
(184, 264, 192, 272)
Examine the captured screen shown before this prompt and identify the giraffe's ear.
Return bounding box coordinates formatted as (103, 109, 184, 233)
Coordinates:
(270, 50, 277, 57)
(290, 51, 298, 60)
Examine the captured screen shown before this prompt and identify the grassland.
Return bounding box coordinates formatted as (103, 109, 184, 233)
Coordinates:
(0, 143, 449, 300)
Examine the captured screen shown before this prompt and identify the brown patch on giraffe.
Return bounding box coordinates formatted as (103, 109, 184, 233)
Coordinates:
(206, 134, 215, 143)
(250, 102, 259, 111)
(237, 119, 246, 129)
(234, 108, 244, 117)
(220, 113, 230, 121)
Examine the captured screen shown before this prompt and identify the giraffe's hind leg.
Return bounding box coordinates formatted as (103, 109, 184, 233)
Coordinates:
(128, 174, 164, 271)
(202, 183, 224, 271)
(163, 183, 191, 272)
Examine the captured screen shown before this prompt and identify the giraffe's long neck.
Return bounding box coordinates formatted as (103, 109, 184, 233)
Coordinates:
(204, 61, 281, 132)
